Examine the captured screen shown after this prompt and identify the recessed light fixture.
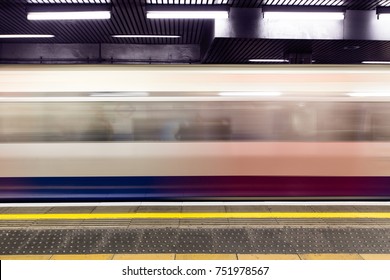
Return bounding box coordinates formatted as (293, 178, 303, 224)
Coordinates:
(262, 6, 345, 20)
(147, 11, 228, 19)
(146, 5, 229, 19)
(347, 93, 390, 97)
(0, 34, 55, 38)
(343, 45, 360, 50)
(264, 12, 344, 20)
(377, 7, 390, 20)
(378, 14, 390, 20)
(26, 4, 111, 20)
(28, 11, 111, 20)
(362, 61, 390, 64)
(219, 92, 282, 97)
(249, 59, 289, 63)
(112, 35, 180, 38)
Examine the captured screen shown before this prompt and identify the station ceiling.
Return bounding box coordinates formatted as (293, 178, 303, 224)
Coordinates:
(1, 0, 390, 64)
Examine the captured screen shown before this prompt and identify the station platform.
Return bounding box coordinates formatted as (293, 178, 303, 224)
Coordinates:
(1, 204, 390, 260)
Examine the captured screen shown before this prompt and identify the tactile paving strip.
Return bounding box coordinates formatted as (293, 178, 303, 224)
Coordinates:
(1, 227, 390, 255)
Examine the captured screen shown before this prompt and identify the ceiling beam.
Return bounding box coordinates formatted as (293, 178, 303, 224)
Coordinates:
(0, 43, 200, 64)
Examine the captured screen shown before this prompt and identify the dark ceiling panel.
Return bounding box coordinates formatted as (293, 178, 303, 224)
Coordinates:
(1, 0, 390, 64)
(203, 38, 390, 64)
(1, 1, 389, 44)
(0, 0, 207, 44)
(145, 0, 390, 10)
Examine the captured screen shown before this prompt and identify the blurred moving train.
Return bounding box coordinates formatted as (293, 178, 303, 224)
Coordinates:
(1, 65, 390, 201)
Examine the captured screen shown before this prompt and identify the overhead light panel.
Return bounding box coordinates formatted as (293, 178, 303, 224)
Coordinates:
(362, 61, 390, 64)
(262, 6, 345, 20)
(28, 11, 110, 20)
(147, 11, 228, 19)
(249, 59, 289, 63)
(112, 35, 180, 38)
(377, 7, 390, 20)
(0, 34, 54, 38)
(146, 5, 229, 19)
(26, 4, 111, 20)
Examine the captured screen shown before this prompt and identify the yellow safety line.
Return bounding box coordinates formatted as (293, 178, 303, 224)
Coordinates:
(2, 254, 390, 260)
(1, 212, 390, 220)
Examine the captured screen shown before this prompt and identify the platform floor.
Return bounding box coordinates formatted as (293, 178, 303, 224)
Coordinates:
(1, 205, 390, 260)
(2, 253, 390, 260)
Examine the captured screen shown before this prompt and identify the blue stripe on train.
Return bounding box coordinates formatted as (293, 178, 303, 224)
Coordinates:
(0, 176, 390, 202)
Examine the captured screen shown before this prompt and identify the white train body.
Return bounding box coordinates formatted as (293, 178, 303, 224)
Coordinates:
(0, 65, 390, 201)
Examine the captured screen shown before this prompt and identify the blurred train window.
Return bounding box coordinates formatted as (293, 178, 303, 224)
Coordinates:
(0, 103, 47, 142)
(175, 118, 231, 141)
(290, 103, 317, 141)
(0, 97, 389, 142)
(372, 108, 390, 141)
(228, 102, 289, 140)
(315, 103, 364, 141)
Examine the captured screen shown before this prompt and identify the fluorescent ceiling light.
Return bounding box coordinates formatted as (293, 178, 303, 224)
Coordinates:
(27, 11, 111, 20)
(0, 34, 54, 38)
(378, 14, 390, 20)
(263, 11, 344, 20)
(219, 92, 282, 97)
(377, 7, 390, 20)
(249, 59, 289, 63)
(347, 93, 390, 97)
(145, 5, 229, 19)
(362, 61, 390, 64)
(146, 11, 228, 19)
(112, 35, 180, 38)
(262, 6, 345, 21)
